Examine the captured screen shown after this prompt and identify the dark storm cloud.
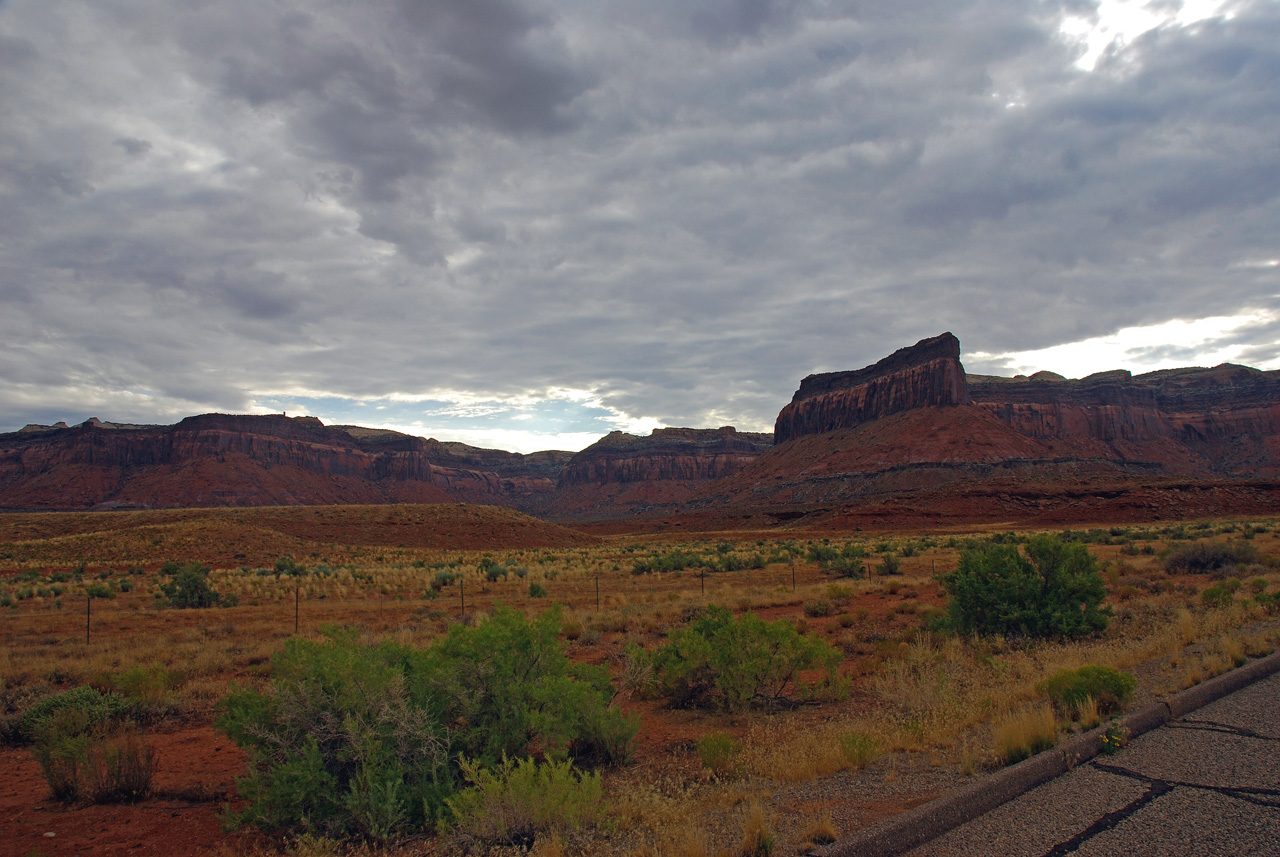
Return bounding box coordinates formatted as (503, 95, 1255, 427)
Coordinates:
(2, 0, 1279, 443)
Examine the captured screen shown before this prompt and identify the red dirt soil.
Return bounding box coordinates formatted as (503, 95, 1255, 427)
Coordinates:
(0, 724, 256, 857)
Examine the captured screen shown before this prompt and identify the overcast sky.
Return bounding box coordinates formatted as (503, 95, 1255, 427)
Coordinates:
(2, 0, 1278, 451)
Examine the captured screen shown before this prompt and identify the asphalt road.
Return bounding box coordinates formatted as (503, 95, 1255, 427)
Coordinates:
(902, 670, 1280, 857)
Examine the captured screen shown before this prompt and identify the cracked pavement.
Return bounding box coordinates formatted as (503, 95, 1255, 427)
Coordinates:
(905, 670, 1280, 857)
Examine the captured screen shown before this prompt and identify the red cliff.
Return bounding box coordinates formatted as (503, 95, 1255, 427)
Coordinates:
(0, 415, 570, 511)
(774, 333, 969, 444)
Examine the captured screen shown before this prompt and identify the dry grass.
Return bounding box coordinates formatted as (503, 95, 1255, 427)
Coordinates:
(737, 800, 775, 857)
(2, 516, 1279, 856)
(992, 705, 1057, 766)
(800, 810, 839, 846)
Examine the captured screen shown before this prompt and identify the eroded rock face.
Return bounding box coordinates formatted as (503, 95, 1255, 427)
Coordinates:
(543, 427, 774, 519)
(557, 427, 773, 486)
(0, 415, 571, 511)
(774, 332, 970, 444)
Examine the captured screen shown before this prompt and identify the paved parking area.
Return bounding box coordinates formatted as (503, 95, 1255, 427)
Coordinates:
(905, 670, 1280, 857)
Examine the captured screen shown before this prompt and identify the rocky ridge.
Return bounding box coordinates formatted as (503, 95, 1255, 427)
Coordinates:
(5, 332, 1280, 525)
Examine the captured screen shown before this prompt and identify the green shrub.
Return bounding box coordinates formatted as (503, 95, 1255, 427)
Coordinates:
(111, 665, 185, 721)
(431, 570, 459, 591)
(445, 755, 604, 847)
(803, 598, 834, 618)
(1163, 540, 1261, 574)
(528, 582, 548, 598)
(1038, 665, 1136, 715)
(650, 606, 847, 711)
(27, 697, 155, 804)
(19, 686, 129, 744)
(1201, 585, 1233, 608)
(696, 731, 741, 776)
(939, 535, 1111, 639)
(879, 554, 902, 575)
(839, 731, 878, 769)
(220, 608, 636, 840)
(85, 582, 115, 600)
(275, 556, 307, 576)
(221, 630, 454, 839)
(158, 562, 236, 608)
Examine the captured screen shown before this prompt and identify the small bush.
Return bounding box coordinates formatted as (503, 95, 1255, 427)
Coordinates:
(19, 686, 129, 744)
(803, 598, 833, 618)
(159, 562, 236, 608)
(1164, 540, 1261, 574)
(1038, 666, 1136, 716)
(838, 731, 877, 769)
(650, 606, 846, 711)
(431, 571, 459, 591)
(446, 755, 603, 847)
(529, 582, 548, 598)
(28, 700, 155, 804)
(696, 731, 741, 777)
(275, 556, 307, 576)
(84, 730, 157, 803)
(1201, 585, 1233, 608)
(85, 582, 115, 600)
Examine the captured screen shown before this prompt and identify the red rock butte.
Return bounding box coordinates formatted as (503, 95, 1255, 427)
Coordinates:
(5, 332, 1280, 528)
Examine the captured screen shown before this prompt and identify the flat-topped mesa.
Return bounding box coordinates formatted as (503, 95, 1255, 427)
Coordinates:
(774, 332, 970, 444)
(557, 426, 774, 486)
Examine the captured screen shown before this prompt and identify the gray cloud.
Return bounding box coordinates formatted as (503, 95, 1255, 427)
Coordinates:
(2, 0, 1279, 441)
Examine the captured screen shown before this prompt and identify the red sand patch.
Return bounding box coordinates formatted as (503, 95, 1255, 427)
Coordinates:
(0, 723, 256, 857)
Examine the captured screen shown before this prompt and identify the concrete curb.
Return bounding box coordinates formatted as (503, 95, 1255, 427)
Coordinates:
(813, 649, 1280, 857)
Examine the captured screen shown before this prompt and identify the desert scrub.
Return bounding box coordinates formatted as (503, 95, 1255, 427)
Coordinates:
(696, 731, 742, 777)
(446, 755, 604, 847)
(220, 607, 637, 840)
(646, 605, 847, 711)
(1037, 665, 1136, 716)
(158, 561, 237, 608)
(1163, 540, 1261, 575)
(18, 685, 130, 744)
(939, 535, 1110, 639)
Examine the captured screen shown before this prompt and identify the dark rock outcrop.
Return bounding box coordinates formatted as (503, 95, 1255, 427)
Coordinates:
(774, 333, 969, 444)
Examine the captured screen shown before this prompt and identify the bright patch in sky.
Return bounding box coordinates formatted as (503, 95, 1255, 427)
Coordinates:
(253, 389, 666, 453)
(1060, 0, 1235, 69)
(971, 311, 1280, 379)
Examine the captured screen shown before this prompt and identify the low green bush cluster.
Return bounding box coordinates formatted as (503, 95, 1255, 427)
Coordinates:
(19, 686, 130, 744)
(938, 535, 1111, 639)
(631, 548, 704, 575)
(1163, 540, 1262, 574)
(219, 606, 637, 841)
(19, 686, 156, 803)
(1038, 665, 1136, 715)
(643, 605, 847, 711)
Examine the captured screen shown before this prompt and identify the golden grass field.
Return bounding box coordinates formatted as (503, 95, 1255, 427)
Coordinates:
(2, 504, 1278, 857)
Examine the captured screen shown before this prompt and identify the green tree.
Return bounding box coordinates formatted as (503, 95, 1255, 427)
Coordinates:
(939, 535, 1110, 638)
(158, 562, 236, 608)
